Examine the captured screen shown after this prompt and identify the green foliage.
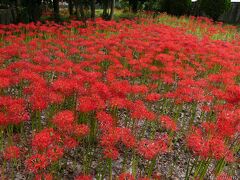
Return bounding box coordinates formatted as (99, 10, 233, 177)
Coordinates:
(163, 0, 192, 16)
(117, 0, 129, 10)
(0, 0, 15, 7)
(142, 0, 164, 11)
(200, 0, 231, 21)
(114, 12, 136, 22)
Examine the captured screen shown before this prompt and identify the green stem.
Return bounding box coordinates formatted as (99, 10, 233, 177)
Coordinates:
(36, 110, 42, 130)
(174, 104, 182, 120)
(7, 125, 13, 145)
(89, 113, 97, 144)
(185, 156, 200, 179)
(194, 158, 210, 179)
(199, 159, 211, 179)
(78, 112, 88, 124)
(185, 158, 191, 180)
(189, 102, 197, 127)
(122, 149, 128, 173)
(132, 152, 138, 178)
(11, 160, 15, 179)
(108, 158, 112, 180)
(194, 159, 203, 178)
(147, 158, 156, 177)
(0, 127, 3, 151)
(215, 158, 225, 176)
(150, 122, 157, 140)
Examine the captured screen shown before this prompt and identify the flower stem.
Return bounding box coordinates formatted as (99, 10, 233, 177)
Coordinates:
(147, 158, 156, 177)
(132, 152, 138, 178)
(108, 158, 112, 180)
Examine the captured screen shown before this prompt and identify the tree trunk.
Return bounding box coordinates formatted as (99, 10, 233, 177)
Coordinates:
(79, 0, 86, 24)
(73, 0, 80, 19)
(68, 0, 73, 16)
(32, 0, 42, 22)
(129, 0, 138, 13)
(103, 0, 109, 19)
(90, 0, 96, 21)
(53, 0, 60, 21)
(74, 0, 86, 25)
(0, 9, 13, 24)
(109, 0, 115, 20)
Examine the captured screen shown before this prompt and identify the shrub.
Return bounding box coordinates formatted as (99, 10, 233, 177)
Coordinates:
(142, 0, 165, 12)
(200, 0, 231, 21)
(114, 12, 136, 22)
(163, 0, 192, 16)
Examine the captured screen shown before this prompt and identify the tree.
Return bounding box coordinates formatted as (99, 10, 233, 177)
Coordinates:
(53, 0, 60, 21)
(73, 0, 86, 25)
(129, 0, 138, 13)
(163, 0, 191, 16)
(102, 0, 115, 20)
(102, 0, 108, 19)
(90, 0, 96, 21)
(140, 0, 164, 12)
(200, 0, 231, 21)
(68, 0, 73, 16)
(109, 0, 115, 19)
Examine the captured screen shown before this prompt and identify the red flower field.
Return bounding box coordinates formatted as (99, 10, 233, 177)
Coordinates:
(0, 16, 239, 179)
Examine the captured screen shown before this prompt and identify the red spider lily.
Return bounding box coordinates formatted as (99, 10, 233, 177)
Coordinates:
(3, 146, 21, 160)
(118, 173, 135, 180)
(100, 128, 121, 147)
(201, 105, 211, 112)
(74, 124, 90, 137)
(159, 115, 178, 132)
(186, 127, 235, 162)
(28, 89, 49, 111)
(130, 100, 156, 121)
(96, 111, 115, 131)
(109, 80, 132, 97)
(90, 81, 111, 100)
(63, 136, 78, 150)
(137, 138, 168, 160)
(0, 96, 29, 126)
(131, 84, 148, 94)
(109, 97, 131, 109)
(216, 111, 239, 139)
(75, 175, 93, 180)
(103, 146, 120, 160)
(46, 146, 64, 163)
(52, 78, 77, 96)
(52, 110, 75, 133)
(100, 127, 136, 151)
(0, 77, 10, 88)
(216, 172, 232, 180)
(152, 172, 161, 180)
(145, 93, 161, 102)
(35, 173, 53, 180)
(25, 153, 49, 173)
(168, 85, 206, 104)
(224, 85, 240, 105)
(119, 128, 136, 148)
(0, 112, 7, 126)
(47, 91, 64, 104)
(32, 128, 61, 152)
(77, 95, 105, 113)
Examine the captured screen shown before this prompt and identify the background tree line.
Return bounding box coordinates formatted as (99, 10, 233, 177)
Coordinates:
(0, 0, 232, 24)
